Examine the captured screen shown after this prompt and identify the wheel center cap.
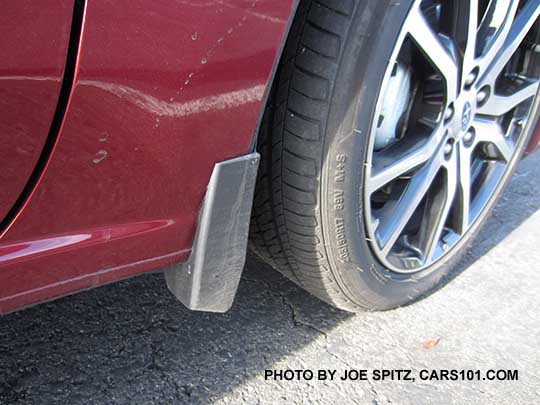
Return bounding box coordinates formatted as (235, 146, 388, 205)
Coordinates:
(461, 101, 472, 131)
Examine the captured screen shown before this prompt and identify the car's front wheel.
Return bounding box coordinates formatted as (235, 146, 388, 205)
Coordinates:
(250, 0, 540, 311)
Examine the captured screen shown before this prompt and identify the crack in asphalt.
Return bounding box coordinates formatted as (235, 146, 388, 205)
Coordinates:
(279, 292, 381, 404)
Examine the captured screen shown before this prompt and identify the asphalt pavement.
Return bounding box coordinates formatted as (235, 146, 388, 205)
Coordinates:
(1, 152, 540, 405)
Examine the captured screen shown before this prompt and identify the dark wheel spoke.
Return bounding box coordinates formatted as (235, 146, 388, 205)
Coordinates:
(451, 0, 480, 87)
(407, 4, 459, 101)
(482, 0, 540, 83)
(368, 125, 445, 194)
(418, 152, 458, 263)
(477, 0, 520, 78)
(376, 154, 444, 257)
(474, 118, 516, 162)
(456, 142, 472, 234)
(478, 79, 539, 116)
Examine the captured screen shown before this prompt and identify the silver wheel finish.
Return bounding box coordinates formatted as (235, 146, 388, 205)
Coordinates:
(365, 0, 540, 273)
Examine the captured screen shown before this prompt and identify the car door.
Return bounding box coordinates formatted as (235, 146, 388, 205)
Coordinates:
(0, 1, 73, 226)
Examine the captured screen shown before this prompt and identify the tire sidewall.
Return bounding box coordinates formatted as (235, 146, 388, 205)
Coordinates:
(320, 0, 540, 309)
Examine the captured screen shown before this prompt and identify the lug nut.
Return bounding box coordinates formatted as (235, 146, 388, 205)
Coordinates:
(444, 142, 453, 155)
(444, 104, 454, 121)
(463, 129, 475, 145)
(476, 87, 490, 105)
(465, 69, 478, 87)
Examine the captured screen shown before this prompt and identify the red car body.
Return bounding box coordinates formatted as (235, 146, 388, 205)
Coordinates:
(0, 0, 538, 314)
(0, 0, 296, 313)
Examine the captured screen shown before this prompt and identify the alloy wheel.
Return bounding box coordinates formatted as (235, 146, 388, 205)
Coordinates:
(365, 0, 540, 273)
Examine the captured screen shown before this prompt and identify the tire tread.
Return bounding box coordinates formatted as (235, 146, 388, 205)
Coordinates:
(250, 0, 363, 311)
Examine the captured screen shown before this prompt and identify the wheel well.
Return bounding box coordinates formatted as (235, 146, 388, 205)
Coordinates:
(249, 0, 302, 152)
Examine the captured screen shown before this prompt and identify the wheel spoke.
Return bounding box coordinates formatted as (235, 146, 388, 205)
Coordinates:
(376, 154, 444, 257)
(469, 163, 506, 221)
(407, 6, 459, 101)
(454, 0, 479, 86)
(482, 0, 540, 82)
(473, 118, 516, 162)
(478, 79, 539, 116)
(477, 0, 520, 76)
(368, 126, 444, 194)
(418, 152, 458, 263)
(456, 143, 472, 234)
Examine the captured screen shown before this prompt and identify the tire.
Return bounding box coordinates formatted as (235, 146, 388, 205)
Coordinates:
(249, 0, 540, 311)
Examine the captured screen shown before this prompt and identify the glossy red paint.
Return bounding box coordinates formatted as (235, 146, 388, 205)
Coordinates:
(0, 1, 72, 224)
(0, 0, 295, 313)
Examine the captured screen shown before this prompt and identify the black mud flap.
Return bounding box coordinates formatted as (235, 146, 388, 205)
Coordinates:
(165, 153, 260, 313)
